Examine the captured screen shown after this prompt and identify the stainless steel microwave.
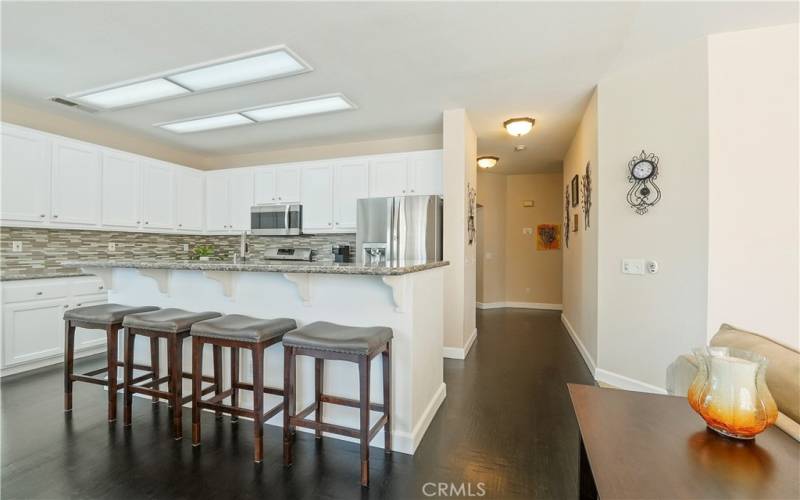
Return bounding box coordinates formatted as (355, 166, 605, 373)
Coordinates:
(250, 204, 302, 235)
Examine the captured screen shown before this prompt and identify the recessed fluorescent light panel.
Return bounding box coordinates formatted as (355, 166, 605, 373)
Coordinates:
(159, 113, 254, 133)
(156, 94, 355, 134)
(68, 46, 311, 110)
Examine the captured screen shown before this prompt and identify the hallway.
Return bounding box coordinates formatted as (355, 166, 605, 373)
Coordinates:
(1, 309, 594, 499)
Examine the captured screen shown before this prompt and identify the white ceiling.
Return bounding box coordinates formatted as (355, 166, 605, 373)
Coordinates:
(2, 2, 796, 174)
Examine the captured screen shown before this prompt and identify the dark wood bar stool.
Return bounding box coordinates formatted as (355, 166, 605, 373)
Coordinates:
(282, 321, 393, 487)
(190, 314, 297, 463)
(63, 304, 160, 421)
(121, 308, 222, 439)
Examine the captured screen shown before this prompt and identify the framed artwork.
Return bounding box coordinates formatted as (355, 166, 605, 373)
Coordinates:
(536, 224, 562, 251)
(571, 175, 580, 207)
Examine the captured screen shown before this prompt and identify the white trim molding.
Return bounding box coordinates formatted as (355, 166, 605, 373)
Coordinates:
(443, 328, 478, 360)
(594, 369, 668, 395)
(560, 314, 596, 375)
(477, 301, 563, 311)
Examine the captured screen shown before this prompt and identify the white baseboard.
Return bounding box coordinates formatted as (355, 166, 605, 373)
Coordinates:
(594, 368, 668, 395)
(443, 328, 478, 360)
(560, 314, 596, 376)
(477, 301, 563, 311)
(0, 346, 107, 378)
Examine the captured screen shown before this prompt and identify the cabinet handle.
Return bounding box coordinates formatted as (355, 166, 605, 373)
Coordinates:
(401, 190, 406, 194)
(178, 224, 183, 227)
(36, 291, 43, 295)
(40, 214, 46, 218)
(278, 197, 282, 200)
(137, 221, 141, 224)
(411, 189, 415, 193)
(145, 221, 149, 225)
(53, 214, 59, 218)
(63, 304, 69, 308)
(328, 222, 332, 226)
(98, 285, 104, 290)
(76, 303, 82, 307)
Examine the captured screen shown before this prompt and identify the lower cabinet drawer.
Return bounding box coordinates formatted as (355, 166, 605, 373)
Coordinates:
(70, 278, 106, 296)
(2, 282, 69, 303)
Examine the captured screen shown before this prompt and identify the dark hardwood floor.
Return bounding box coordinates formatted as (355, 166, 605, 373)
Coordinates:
(1, 309, 594, 499)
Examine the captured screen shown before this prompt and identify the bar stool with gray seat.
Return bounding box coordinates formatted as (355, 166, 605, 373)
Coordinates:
(63, 303, 160, 421)
(190, 314, 297, 462)
(122, 308, 222, 439)
(282, 321, 392, 487)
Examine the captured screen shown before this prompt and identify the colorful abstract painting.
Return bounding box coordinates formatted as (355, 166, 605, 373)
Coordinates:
(536, 224, 561, 250)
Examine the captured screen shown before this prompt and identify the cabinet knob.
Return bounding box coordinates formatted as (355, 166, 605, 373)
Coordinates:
(178, 224, 182, 227)
(76, 303, 82, 307)
(63, 304, 69, 308)
(36, 291, 43, 295)
(53, 214, 59, 218)
(401, 190, 406, 194)
(137, 221, 141, 224)
(98, 285, 104, 290)
(328, 222, 332, 226)
(278, 197, 282, 200)
(145, 221, 149, 225)
(40, 214, 46, 218)
(411, 189, 415, 193)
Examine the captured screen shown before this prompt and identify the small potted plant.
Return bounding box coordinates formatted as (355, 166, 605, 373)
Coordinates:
(192, 245, 216, 261)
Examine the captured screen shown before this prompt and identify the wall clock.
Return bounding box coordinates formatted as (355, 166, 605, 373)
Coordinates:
(627, 150, 662, 214)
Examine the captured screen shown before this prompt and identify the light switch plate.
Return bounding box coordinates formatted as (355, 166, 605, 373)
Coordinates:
(522, 227, 533, 235)
(182, 244, 189, 252)
(11, 241, 22, 252)
(622, 259, 645, 275)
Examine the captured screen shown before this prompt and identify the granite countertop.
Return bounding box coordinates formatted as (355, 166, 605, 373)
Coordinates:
(60, 258, 449, 276)
(1, 271, 93, 282)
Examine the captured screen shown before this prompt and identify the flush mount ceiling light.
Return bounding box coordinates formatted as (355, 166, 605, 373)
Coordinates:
(156, 94, 356, 134)
(68, 45, 311, 110)
(503, 117, 535, 137)
(477, 156, 499, 169)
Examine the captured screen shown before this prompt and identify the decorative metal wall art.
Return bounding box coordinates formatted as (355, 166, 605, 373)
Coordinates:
(581, 162, 592, 229)
(467, 183, 477, 245)
(627, 150, 662, 214)
(571, 175, 580, 207)
(564, 185, 570, 248)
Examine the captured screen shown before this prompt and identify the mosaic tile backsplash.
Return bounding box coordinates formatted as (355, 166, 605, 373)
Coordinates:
(0, 227, 355, 281)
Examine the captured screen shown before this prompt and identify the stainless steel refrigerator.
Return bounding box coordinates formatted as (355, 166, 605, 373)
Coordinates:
(356, 195, 443, 264)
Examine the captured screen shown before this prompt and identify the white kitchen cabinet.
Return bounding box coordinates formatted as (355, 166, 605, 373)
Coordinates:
(333, 160, 369, 231)
(301, 164, 334, 232)
(101, 151, 141, 228)
(228, 169, 254, 231)
(51, 138, 101, 226)
(2, 298, 65, 367)
(140, 161, 175, 230)
(204, 169, 253, 232)
(254, 165, 300, 204)
(408, 150, 443, 195)
(1, 124, 51, 223)
(369, 156, 409, 197)
(205, 171, 230, 231)
(175, 168, 204, 232)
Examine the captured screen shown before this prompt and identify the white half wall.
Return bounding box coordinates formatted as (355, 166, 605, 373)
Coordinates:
(707, 24, 800, 349)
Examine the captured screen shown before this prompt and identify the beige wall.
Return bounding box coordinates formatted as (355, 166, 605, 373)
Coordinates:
(596, 38, 709, 390)
(562, 91, 598, 366)
(707, 24, 799, 349)
(476, 171, 563, 307)
(442, 109, 477, 354)
(476, 173, 506, 303)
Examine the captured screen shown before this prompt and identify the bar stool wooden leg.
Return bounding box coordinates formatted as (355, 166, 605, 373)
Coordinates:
(191, 337, 203, 446)
(315, 358, 324, 438)
(359, 355, 371, 487)
(64, 321, 75, 412)
(213, 345, 223, 420)
(169, 335, 183, 439)
(123, 328, 135, 427)
(106, 325, 119, 422)
(149, 337, 160, 404)
(252, 345, 265, 463)
(383, 341, 392, 453)
(230, 347, 240, 422)
(283, 346, 294, 467)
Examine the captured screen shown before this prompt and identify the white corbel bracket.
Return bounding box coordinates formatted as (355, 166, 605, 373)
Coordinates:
(381, 275, 407, 313)
(81, 267, 113, 291)
(204, 271, 237, 298)
(138, 269, 171, 295)
(283, 273, 312, 305)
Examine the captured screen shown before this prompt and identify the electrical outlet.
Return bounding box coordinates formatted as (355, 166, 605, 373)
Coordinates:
(622, 259, 645, 275)
(647, 260, 659, 274)
(522, 227, 533, 235)
(11, 241, 22, 252)
(182, 244, 189, 252)
(108, 242, 116, 252)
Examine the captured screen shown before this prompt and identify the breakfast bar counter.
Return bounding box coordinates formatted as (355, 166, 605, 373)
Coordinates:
(62, 258, 448, 455)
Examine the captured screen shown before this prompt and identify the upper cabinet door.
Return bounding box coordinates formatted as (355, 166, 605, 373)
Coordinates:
(205, 171, 230, 231)
(301, 165, 333, 232)
(253, 168, 276, 204)
(274, 166, 301, 203)
(175, 168, 204, 232)
(1, 125, 51, 223)
(369, 156, 408, 197)
(51, 138, 101, 226)
(101, 151, 141, 228)
(333, 161, 369, 232)
(408, 150, 443, 195)
(228, 169, 254, 231)
(140, 161, 175, 230)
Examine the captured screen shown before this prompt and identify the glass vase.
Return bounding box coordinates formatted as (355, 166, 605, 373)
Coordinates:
(687, 347, 778, 439)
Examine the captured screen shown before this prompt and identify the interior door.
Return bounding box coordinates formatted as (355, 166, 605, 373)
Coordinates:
(301, 164, 334, 232)
(101, 151, 141, 228)
(51, 139, 101, 225)
(140, 161, 175, 230)
(369, 156, 408, 197)
(175, 168, 204, 231)
(333, 160, 369, 232)
(275, 166, 301, 202)
(1, 125, 51, 223)
(228, 169, 254, 231)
